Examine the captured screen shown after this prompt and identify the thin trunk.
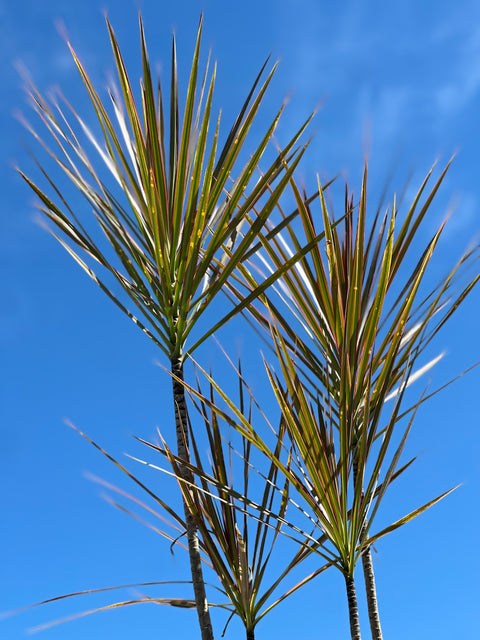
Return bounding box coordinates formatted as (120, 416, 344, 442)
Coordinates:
(353, 458, 383, 640)
(171, 357, 214, 640)
(345, 574, 362, 640)
(246, 628, 255, 640)
(362, 544, 383, 640)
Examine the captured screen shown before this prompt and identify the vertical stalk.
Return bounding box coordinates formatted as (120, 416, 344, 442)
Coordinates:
(246, 628, 255, 640)
(353, 458, 384, 640)
(345, 574, 362, 640)
(171, 357, 214, 640)
(361, 545, 383, 640)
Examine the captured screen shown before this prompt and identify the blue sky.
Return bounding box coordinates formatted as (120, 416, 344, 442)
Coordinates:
(1, 1, 479, 639)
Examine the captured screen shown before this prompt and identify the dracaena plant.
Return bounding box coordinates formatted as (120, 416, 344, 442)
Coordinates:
(12, 370, 330, 639)
(180, 163, 479, 640)
(175, 343, 457, 640)
(18, 14, 312, 640)
(130, 360, 332, 640)
(9, 421, 232, 634)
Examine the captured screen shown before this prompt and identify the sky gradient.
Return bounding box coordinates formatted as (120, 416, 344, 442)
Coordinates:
(1, 1, 479, 639)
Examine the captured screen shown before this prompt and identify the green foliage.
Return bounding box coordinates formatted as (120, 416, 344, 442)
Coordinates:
(14, 11, 480, 640)
(171, 162, 479, 637)
(19, 14, 310, 361)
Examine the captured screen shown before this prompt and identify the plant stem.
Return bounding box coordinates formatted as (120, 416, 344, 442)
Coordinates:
(353, 458, 383, 640)
(345, 574, 362, 640)
(246, 628, 255, 640)
(361, 545, 383, 640)
(171, 357, 214, 640)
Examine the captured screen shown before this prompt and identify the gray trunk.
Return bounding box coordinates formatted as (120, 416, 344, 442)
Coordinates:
(353, 457, 383, 640)
(171, 357, 214, 640)
(345, 574, 362, 640)
(361, 545, 383, 640)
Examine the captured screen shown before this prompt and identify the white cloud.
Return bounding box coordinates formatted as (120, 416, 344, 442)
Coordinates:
(357, 84, 414, 146)
(277, 4, 480, 163)
(50, 50, 77, 73)
(434, 27, 480, 119)
(445, 191, 478, 235)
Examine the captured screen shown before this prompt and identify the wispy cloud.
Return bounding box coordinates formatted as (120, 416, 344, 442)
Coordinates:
(277, 3, 480, 164)
(49, 49, 77, 73)
(433, 26, 480, 119)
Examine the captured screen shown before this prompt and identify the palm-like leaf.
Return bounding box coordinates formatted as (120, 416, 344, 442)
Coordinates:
(20, 15, 311, 362)
(135, 364, 331, 639)
(232, 162, 479, 414)
(181, 163, 479, 640)
(178, 345, 456, 561)
(18, 15, 313, 639)
(4, 422, 231, 634)
(16, 404, 328, 640)
(173, 338, 459, 640)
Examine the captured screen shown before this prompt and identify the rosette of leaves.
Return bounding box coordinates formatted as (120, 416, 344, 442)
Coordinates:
(18, 13, 313, 639)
